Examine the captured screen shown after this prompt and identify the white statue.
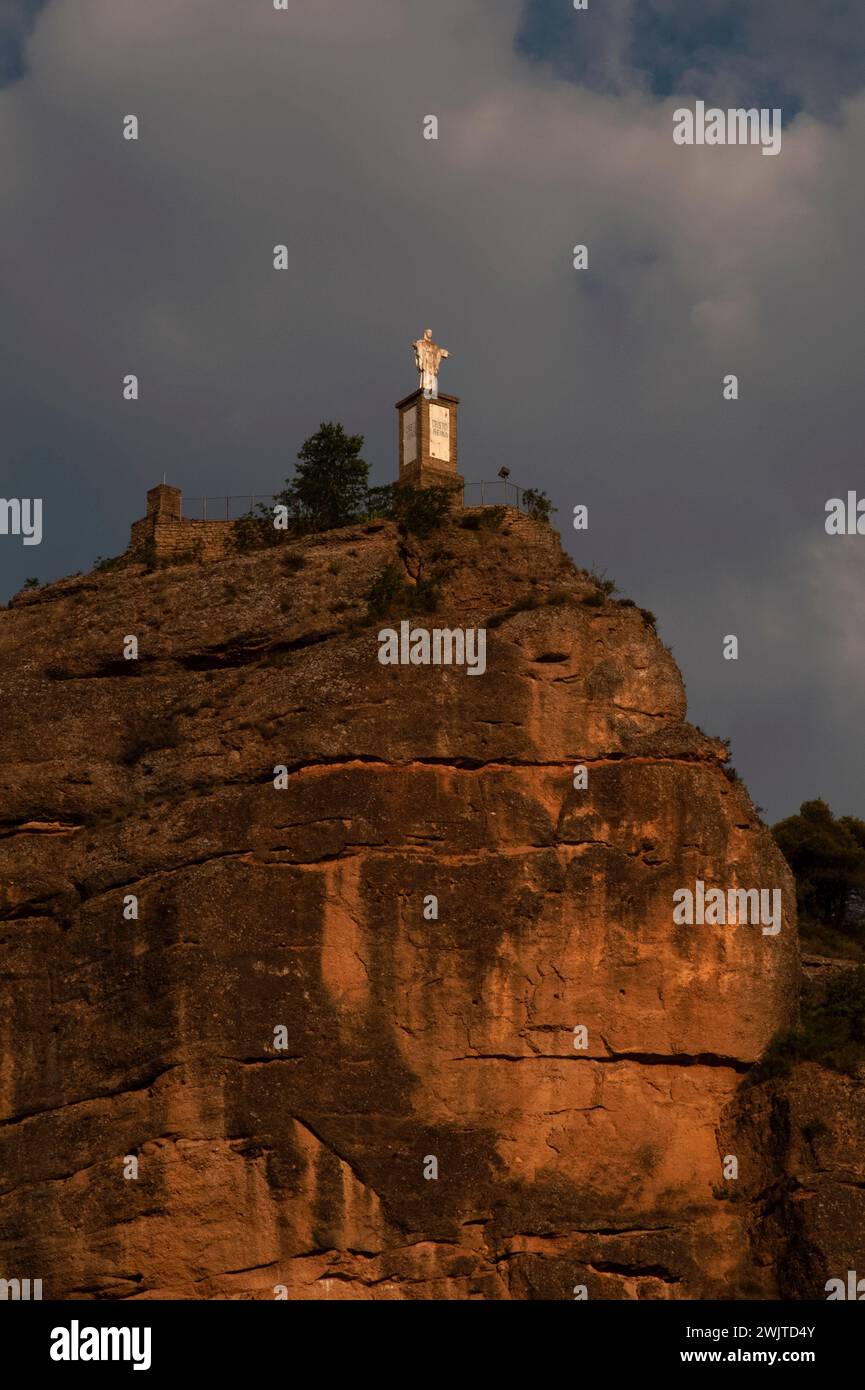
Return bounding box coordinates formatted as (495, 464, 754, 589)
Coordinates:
(412, 328, 450, 397)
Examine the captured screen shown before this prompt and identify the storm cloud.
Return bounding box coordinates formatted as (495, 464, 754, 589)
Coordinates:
(1, 0, 863, 822)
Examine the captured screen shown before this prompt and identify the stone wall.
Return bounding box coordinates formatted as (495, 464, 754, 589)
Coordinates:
(126, 482, 541, 568)
(129, 515, 236, 563)
(127, 482, 237, 564)
(494, 508, 560, 550)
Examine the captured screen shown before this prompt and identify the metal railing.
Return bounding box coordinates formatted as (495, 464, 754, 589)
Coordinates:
(462, 480, 527, 511)
(180, 484, 530, 521)
(181, 495, 279, 521)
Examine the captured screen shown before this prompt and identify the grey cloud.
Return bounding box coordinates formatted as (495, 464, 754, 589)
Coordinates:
(519, 0, 865, 120)
(0, 0, 863, 822)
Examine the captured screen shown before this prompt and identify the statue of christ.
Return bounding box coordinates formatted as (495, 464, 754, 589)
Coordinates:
(412, 328, 450, 397)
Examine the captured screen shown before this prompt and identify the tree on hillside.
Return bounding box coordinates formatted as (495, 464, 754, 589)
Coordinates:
(277, 422, 370, 533)
(772, 799, 865, 929)
(237, 422, 459, 550)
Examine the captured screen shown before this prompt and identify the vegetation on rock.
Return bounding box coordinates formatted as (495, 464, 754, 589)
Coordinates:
(521, 487, 555, 523)
(748, 966, 865, 1082)
(773, 798, 865, 957)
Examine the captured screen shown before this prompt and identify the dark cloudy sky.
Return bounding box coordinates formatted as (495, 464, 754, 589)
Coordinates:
(1, 0, 863, 824)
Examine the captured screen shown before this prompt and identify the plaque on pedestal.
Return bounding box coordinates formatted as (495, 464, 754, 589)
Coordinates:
(395, 389, 463, 500)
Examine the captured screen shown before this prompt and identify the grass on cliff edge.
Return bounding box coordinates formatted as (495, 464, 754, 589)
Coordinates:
(746, 965, 865, 1085)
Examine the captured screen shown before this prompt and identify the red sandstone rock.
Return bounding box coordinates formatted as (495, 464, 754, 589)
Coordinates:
(0, 508, 821, 1299)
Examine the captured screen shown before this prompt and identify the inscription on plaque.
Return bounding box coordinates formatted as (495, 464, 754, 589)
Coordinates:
(429, 403, 450, 463)
(402, 407, 417, 467)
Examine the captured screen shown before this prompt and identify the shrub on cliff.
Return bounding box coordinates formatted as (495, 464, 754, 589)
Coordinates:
(393, 483, 460, 538)
(366, 563, 439, 619)
(234, 509, 286, 553)
(364, 482, 459, 538)
(587, 566, 618, 597)
(521, 487, 555, 523)
(366, 564, 403, 617)
(747, 965, 865, 1082)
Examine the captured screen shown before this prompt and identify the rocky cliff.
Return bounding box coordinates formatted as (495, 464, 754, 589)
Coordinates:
(0, 506, 852, 1300)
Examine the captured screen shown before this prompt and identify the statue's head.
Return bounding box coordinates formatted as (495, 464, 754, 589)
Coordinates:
(424, 328, 433, 340)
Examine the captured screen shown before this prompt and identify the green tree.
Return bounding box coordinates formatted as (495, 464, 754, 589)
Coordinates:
(773, 799, 865, 929)
(278, 422, 370, 533)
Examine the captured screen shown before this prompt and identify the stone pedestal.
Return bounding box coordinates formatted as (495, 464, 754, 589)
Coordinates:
(395, 390, 463, 500)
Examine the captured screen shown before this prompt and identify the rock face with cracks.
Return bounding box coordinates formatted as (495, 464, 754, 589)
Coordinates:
(0, 508, 810, 1298)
